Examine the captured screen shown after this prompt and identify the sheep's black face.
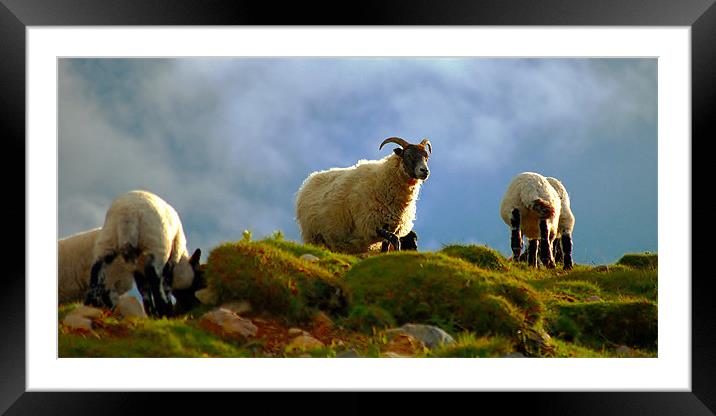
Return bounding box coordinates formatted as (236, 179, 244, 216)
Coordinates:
(395, 145, 430, 180)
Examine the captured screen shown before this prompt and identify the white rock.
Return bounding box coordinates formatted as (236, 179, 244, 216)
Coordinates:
(300, 253, 320, 263)
(288, 328, 309, 337)
(585, 295, 603, 302)
(68, 305, 103, 320)
(200, 308, 258, 339)
(616, 345, 632, 355)
(117, 294, 147, 318)
(63, 314, 93, 330)
(336, 349, 360, 358)
(286, 335, 324, 351)
(383, 352, 410, 358)
(384, 324, 455, 349)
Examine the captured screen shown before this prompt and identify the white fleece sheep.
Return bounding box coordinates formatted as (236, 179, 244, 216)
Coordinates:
(295, 137, 431, 254)
(85, 190, 201, 316)
(58, 228, 136, 304)
(500, 172, 562, 268)
(546, 176, 575, 269)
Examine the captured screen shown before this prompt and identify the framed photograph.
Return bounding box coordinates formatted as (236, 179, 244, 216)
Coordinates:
(5, 0, 710, 413)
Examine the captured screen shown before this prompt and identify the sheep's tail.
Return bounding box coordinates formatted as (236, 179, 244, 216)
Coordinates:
(117, 216, 141, 262)
(531, 198, 556, 219)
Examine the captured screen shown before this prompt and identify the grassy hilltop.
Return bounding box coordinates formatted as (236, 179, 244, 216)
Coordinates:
(59, 233, 658, 358)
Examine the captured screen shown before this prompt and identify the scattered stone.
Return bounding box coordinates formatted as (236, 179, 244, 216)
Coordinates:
(195, 287, 218, 305)
(286, 334, 325, 351)
(383, 333, 425, 357)
(117, 294, 147, 318)
(384, 324, 455, 349)
(501, 352, 526, 358)
(336, 349, 360, 358)
(63, 314, 93, 330)
(67, 305, 103, 320)
(585, 295, 603, 302)
(288, 328, 309, 337)
(199, 308, 258, 340)
(300, 254, 320, 263)
(616, 345, 632, 355)
(220, 300, 251, 315)
(383, 352, 410, 358)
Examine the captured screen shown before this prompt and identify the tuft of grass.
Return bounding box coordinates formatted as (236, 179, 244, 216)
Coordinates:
(59, 317, 253, 357)
(261, 236, 359, 276)
(440, 244, 509, 271)
(545, 300, 657, 350)
(205, 241, 349, 323)
(343, 251, 550, 355)
(617, 253, 658, 270)
(427, 333, 516, 358)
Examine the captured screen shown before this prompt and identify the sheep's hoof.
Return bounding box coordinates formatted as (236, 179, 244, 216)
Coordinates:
(84, 287, 115, 309)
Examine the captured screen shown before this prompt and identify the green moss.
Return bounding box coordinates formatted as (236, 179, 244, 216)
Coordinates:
(428, 333, 516, 358)
(529, 267, 657, 302)
(546, 300, 657, 350)
(343, 251, 549, 355)
(342, 305, 397, 333)
(59, 318, 253, 358)
(617, 253, 658, 270)
(261, 237, 359, 276)
(205, 241, 348, 323)
(440, 244, 509, 271)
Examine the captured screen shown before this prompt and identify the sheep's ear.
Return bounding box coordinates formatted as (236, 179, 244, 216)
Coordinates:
(189, 248, 201, 268)
(393, 148, 403, 157)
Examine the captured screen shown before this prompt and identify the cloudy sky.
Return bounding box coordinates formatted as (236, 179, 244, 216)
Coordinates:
(58, 58, 657, 264)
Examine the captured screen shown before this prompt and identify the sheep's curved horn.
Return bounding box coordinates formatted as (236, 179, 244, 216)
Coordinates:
(379, 137, 410, 150)
(420, 138, 432, 154)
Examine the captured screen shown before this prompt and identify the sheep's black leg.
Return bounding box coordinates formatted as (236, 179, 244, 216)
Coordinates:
(539, 220, 556, 269)
(84, 252, 117, 309)
(144, 256, 173, 317)
(161, 262, 177, 314)
(377, 228, 401, 251)
(527, 240, 538, 268)
(381, 241, 390, 252)
(553, 237, 564, 264)
(133, 271, 156, 316)
(400, 231, 418, 251)
(561, 234, 574, 270)
(510, 208, 523, 260)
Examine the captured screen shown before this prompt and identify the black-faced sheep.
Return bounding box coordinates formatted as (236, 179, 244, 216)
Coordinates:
(59, 226, 205, 311)
(295, 137, 431, 254)
(500, 172, 561, 268)
(546, 177, 575, 269)
(83, 190, 202, 317)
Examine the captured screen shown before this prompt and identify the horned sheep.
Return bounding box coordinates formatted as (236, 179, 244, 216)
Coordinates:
(83, 190, 202, 317)
(295, 137, 431, 254)
(500, 172, 563, 269)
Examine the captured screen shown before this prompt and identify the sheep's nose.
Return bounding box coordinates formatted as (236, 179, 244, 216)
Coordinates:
(420, 168, 429, 175)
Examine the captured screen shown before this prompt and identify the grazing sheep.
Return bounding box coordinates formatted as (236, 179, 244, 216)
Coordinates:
(59, 227, 205, 310)
(296, 137, 431, 254)
(546, 177, 575, 269)
(500, 172, 561, 268)
(84, 190, 202, 317)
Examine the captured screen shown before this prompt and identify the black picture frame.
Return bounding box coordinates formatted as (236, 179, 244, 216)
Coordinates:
(2, 0, 710, 414)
